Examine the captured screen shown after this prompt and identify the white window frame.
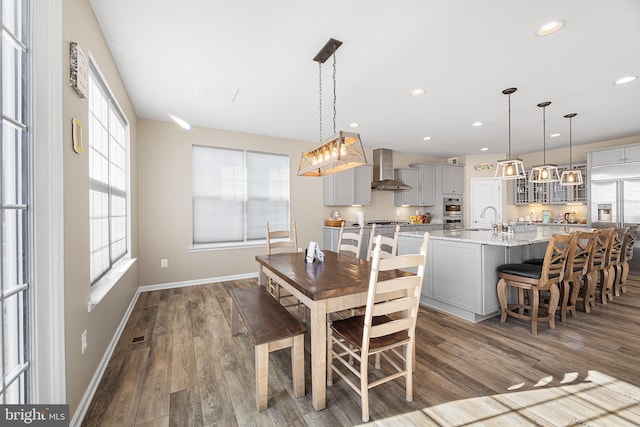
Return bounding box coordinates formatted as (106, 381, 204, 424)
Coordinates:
(87, 54, 133, 310)
(191, 145, 290, 250)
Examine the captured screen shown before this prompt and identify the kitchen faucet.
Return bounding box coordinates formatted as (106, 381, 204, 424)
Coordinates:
(480, 206, 498, 226)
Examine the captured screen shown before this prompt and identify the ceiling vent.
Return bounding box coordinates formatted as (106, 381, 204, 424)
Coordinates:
(197, 81, 239, 103)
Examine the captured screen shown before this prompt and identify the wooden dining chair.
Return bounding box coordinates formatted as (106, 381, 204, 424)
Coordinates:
(337, 222, 365, 258)
(366, 224, 400, 262)
(496, 233, 572, 335)
(566, 231, 597, 316)
(266, 221, 302, 311)
(327, 232, 429, 423)
(579, 228, 614, 312)
(618, 224, 639, 295)
(602, 226, 627, 301)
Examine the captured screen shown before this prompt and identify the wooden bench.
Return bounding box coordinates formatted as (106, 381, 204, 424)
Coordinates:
(230, 286, 307, 411)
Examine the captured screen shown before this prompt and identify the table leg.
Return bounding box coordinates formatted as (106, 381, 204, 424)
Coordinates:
(258, 264, 266, 286)
(310, 302, 327, 411)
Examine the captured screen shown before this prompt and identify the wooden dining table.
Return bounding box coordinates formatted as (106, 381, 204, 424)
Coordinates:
(255, 250, 410, 411)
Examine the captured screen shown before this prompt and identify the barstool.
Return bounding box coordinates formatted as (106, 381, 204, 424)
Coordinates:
(566, 231, 597, 316)
(592, 228, 616, 305)
(496, 233, 572, 335)
(618, 225, 640, 295)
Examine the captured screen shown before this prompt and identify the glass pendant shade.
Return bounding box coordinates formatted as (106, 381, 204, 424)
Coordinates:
(495, 158, 526, 179)
(529, 101, 560, 183)
(298, 131, 366, 176)
(529, 164, 560, 182)
(560, 168, 583, 185)
(495, 87, 526, 180)
(560, 112, 582, 186)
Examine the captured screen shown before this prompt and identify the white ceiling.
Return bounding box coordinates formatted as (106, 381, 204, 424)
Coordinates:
(89, 0, 640, 159)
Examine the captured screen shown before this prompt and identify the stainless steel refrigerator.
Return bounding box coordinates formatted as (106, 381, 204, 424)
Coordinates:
(589, 162, 640, 270)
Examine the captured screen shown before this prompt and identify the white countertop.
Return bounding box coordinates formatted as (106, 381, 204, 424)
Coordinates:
(400, 225, 592, 247)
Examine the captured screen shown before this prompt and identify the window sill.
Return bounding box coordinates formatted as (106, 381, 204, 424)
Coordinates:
(188, 241, 267, 252)
(88, 257, 137, 312)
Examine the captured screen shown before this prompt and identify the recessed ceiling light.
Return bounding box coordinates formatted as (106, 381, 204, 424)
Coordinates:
(614, 76, 637, 85)
(168, 113, 192, 130)
(481, 147, 489, 151)
(411, 88, 426, 97)
(550, 133, 560, 138)
(349, 122, 359, 128)
(422, 136, 431, 141)
(471, 122, 483, 127)
(536, 20, 564, 36)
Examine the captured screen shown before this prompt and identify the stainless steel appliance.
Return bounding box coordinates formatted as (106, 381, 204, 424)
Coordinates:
(590, 162, 640, 268)
(443, 197, 463, 230)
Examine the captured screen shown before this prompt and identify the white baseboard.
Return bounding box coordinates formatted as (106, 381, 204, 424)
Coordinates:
(70, 287, 141, 427)
(70, 272, 258, 426)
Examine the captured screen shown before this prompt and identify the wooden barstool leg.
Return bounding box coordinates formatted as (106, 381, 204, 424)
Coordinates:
(497, 279, 507, 323)
(548, 284, 559, 330)
(531, 289, 539, 335)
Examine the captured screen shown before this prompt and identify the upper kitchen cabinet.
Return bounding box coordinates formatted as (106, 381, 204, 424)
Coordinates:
(393, 168, 420, 206)
(550, 164, 587, 204)
(438, 164, 464, 195)
(402, 164, 436, 206)
(590, 145, 640, 166)
(323, 164, 372, 206)
(512, 171, 550, 205)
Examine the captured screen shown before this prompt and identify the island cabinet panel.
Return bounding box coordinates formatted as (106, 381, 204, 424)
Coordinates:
(431, 241, 482, 313)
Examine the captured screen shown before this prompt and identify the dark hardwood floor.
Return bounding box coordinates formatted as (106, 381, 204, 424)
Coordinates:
(81, 273, 640, 426)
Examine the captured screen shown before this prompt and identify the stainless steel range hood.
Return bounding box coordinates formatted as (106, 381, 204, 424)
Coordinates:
(371, 148, 411, 191)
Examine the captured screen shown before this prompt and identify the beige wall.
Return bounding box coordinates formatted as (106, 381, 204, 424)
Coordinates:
(138, 120, 324, 285)
(62, 0, 139, 417)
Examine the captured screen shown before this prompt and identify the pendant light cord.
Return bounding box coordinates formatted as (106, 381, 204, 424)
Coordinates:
(542, 105, 546, 164)
(569, 116, 573, 169)
(508, 92, 512, 159)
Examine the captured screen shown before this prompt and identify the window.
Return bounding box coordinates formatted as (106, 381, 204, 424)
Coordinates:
(1, 0, 31, 403)
(192, 146, 290, 247)
(88, 62, 128, 284)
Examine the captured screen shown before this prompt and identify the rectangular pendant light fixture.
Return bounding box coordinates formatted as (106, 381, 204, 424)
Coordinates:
(495, 88, 526, 180)
(298, 131, 366, 176)
(298, 38, 367, 177)
(529, 101, 560, 183)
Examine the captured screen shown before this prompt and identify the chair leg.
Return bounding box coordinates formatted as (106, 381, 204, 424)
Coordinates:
(585, 272, 596, 312)
(497, 278, 508, 323)
(327, 324, 333, 386)
(620, 262, 629, 294)
(560, 281, 570, 322)
(530, 289, 539, 335)
(548, 284, 559, 331)
(361, 357, 369, 422)
(406, 342, 413, 403)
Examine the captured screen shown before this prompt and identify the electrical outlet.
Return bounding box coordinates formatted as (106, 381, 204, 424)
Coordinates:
(160, 259, 168, 268)
(81, 330, 87, 354)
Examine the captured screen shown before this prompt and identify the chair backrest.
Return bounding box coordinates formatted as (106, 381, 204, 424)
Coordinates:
(623, 225, 639, 261)
(266, 221, 298, 255)
(590, 228, 615, 271)
(565, 230, 597, 277)
(361, 232, 429, 353)
(608, 226, 628, 265)
(539, 233, 573, 288)
(366, 224, 400, 262)
(337, 223, 364, 258)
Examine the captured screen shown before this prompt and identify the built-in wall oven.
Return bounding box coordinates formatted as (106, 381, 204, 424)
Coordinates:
(443, 197, 463, 230)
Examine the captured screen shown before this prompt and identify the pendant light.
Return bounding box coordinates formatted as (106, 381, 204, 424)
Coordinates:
(298, 38, 367, 177)
(495, 87, 526, 179)
(560, 113, 583, 186)
(529, 101, 560, 183)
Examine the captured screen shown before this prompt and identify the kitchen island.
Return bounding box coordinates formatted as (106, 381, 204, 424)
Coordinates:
(398, 226, 590, 322)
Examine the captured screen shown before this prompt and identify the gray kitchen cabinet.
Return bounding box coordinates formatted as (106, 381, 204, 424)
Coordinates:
(513, 171, 550, 205)
(323, 164, 372, 206)
(590, 145, 640, 166)
(393, 168, 420, 206)
(439, 164, 464, 195)
(550, 164, 587, 204)
(404, 164, 436, 206)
